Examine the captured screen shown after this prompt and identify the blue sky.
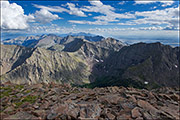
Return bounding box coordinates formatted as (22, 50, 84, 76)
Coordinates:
(1, 0, 179, 45)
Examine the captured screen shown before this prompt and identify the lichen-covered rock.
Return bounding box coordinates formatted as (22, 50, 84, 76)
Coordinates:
(1, 83, 179, 120)
(4, 112, 38, 120)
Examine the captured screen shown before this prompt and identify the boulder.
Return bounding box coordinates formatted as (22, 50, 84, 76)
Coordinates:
(131, 107, 142, 118)
(137, 100, 159, 116)
(4, 111, 38, 120)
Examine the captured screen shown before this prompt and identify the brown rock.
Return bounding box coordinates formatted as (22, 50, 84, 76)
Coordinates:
(148, 91, 155, 99)
(159, 104, 179, 119)
(170, 94, 180, 102)
(59, 102, 79, 118)
(54, 104, 68, 115)
(121, 101, 136, 110)
(135, 116, 143, 120)
(48, 103, 78, 119)
(131, 107, 141, 118)
(67, 107, 79, 119)
(78, 102, 101, 119)
(98, 94, 122, 105)
(1, 96, 10, 105)
(3, 81, 12, 86)
(137, 100, 159, 116)
(76, 93, 85, 98)
(4, 111, 38, 120)
(127, 90, 146, 97)
(4, 106, 14, 113)
(0, 112, 8, 119)
(107, 113, 116, 119)
(159, 111, 176, 120)
(33, 104, 39, 109)
(108, 86, 119, 93)
(47, 112, 58, 120)
(127, 94, 137, 103)
(142, 112, 152, 120)
(31, 84, 43, 90)
(117, 114, 131, 120)
(40, 101, 50, 109)
(32, 110, 47, 119)
(51, 95, 58, 101)
(159, 94, 171, 100)
(19, 102, 31, 108)
(135, 95, 147, 100)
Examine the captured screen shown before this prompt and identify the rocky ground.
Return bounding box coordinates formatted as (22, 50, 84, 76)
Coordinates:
(0, 82, 180, 120)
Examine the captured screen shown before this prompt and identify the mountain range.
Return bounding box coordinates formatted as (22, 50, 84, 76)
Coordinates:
(0, 34, 179, 89)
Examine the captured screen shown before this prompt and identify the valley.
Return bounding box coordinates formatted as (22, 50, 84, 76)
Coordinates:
(0, 34, 179, 89)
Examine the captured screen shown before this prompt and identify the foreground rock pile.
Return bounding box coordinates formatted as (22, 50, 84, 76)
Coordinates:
(0, 82, 180, 120)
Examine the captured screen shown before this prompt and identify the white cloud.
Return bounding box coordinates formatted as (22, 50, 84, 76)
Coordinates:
(66, 3, 87, 17)
(164, 26, 179, 30)
(69, 0, 178, 29)
(68, 20, 109, 25)
(34, 3, 86, 17)
(118, 22, 136, 25)
(81, 0, 115, 15)
(151, 6, 157, 9)
(26, 24, 79, 34)
(134, 1, 156, 4)
(34, 9, 61, 23)
(1, 1, 34, 29)
(118, 1, 126, 5)
(69, 0, 135, 25)
(134, 7, 179, 28)
(161, 1, 175, 7)
(33, 4, 68, 13)
(139, 26, 164, 30)
(115, 6, 179, 30)
(134, 0, 175, 7)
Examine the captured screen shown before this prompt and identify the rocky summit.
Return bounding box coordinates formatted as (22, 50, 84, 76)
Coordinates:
(0, 82, 179, 120)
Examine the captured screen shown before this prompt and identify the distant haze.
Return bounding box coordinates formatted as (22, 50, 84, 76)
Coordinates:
(1, 31, 179, 47)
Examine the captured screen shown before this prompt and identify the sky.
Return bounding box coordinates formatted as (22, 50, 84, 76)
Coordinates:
(1, 0, 179, 46)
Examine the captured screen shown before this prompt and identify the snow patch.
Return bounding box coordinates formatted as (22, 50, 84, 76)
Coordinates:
(95, 59, 99, 62)
(144, 81, 148, 85)
(100, 59, 104, 62)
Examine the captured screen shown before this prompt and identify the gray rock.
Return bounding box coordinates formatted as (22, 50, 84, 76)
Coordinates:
(4, 111, 38, 120)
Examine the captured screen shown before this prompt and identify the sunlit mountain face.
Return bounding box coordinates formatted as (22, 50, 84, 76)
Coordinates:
(1, 0, 179, 46)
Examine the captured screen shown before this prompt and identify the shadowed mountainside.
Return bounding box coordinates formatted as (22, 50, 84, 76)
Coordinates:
(90, 42, 179, 88)
(0, 35, 179, 89)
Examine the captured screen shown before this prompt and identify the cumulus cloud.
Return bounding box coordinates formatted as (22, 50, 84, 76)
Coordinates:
(34, 3, 86, 17)
(34, 9, 61, 23)
(69, 0, 178, 29)
(134, 7, 179, 28)
(134, 1, 156, 4)
(139, 26, 164, 30)
(66, 3, 87, 17)
(69, 0, 135, 25)
(82, 1, 117, 17)
(2, 0, 179, 32)
(118, 6, 179, 30)
(1, 1, 34, 29)
(33, 4, 68, 13)
(134, 0, 175, 7)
